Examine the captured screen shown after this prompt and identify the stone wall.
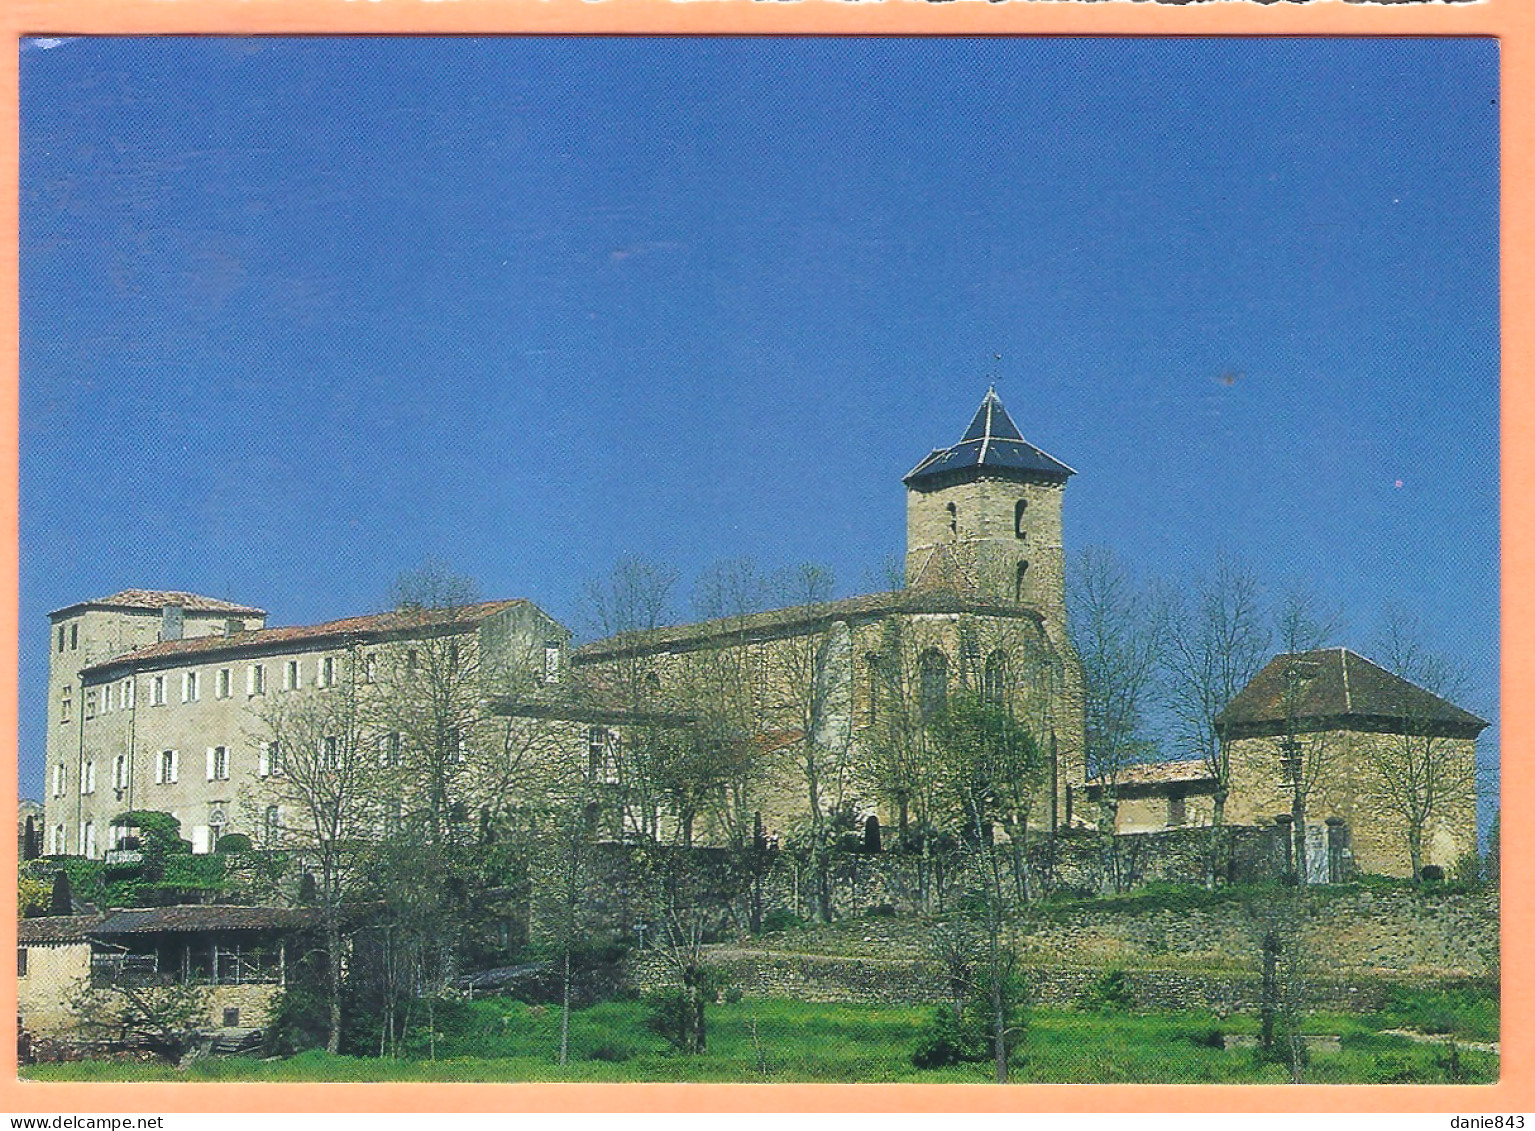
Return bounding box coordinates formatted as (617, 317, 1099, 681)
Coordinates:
(629, 885, 1497, 1015)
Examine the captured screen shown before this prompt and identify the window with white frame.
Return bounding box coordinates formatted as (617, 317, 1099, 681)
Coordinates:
(283, 660, 299, 691)
(52, 763, 65, 798)
(81, 761, 95, 795)
(114, 754, 128, 790)
(79, 820, 95, 858)
(544, 642, 562, 684)
(364, 653, 377, 683)
(182, 671, 200, 702)
(216, 668, 231, 699)
(85, 688, 96, 718)
(208, 746, 230, 781)
(321, 656, 336, 688)
(59, 686, 71, 725)
(156, 749, 178, 785)
(51, 824, 64, 855)
(122, 679, 135, 709)
(263, 805, 281, 846)
(323, 735, 340, 770)
(248, 663, 266, 696)
(151, 675, 165, 706)
(259, 740, 283, 777)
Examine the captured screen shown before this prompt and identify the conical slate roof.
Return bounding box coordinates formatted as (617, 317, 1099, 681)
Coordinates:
(904, 388, 1074, 488)
(1215, 648, 1488, 740)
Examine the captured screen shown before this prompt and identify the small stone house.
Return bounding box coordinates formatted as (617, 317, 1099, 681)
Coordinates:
(1217, 647, 1487, 878)
(18, 905, 317, 1046)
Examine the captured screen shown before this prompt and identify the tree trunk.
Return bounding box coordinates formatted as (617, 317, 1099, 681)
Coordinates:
(1292, 795, 1308, 885)
(326, 920, 342, 1056)
(559, 944, 572, 1066)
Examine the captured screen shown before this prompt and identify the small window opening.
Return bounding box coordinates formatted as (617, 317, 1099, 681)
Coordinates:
(946, 501, 958, 537)
(1014, 498, 1028, 539)
(1014, 560, 1029, 602)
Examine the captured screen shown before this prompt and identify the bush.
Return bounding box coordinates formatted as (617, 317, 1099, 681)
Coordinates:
(1079, 969, 1136, 1013)
(215, 833, 253, 854)
(1189, 1028, 1226, 1050)
(723, 986, 744, 1004)
(911, 1005, 988, 1069)
(585, 1041, 635, 1063)
(758, 909, 804, 935)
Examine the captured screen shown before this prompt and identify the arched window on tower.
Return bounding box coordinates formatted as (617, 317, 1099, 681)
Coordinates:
(946, 502, 958, 538)
(983, 650, 1009, 707)
(1014, 499, 1028, 539)
(919, 649, 948, 718)
(1015, 560, 1030, 602)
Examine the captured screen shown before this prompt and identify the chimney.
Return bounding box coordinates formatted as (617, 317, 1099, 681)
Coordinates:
(161, 605, 184, 641)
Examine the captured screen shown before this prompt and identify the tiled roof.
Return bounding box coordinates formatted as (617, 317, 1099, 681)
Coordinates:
(904, 388, 1074, 488)
(91, 905, 320, 935)
(1086, 759, 1214, 789)
(1216, 648, 1488, 739)
(18, 914, 104, 944)
(51, 590, 267, 619)
(572, 587, 1041, 661)
(82, 599, 534, 676)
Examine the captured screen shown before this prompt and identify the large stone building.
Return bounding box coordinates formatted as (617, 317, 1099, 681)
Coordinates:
(43, 591, 567, 859)
(38, 390, 1485, 879)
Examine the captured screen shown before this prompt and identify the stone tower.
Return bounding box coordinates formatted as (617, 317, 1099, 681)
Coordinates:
(903, 388, 1074, 642)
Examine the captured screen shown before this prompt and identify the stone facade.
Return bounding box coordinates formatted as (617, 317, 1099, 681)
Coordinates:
(43, 594, 567, 858)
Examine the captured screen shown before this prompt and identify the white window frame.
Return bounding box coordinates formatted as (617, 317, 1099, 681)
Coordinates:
(52, 763, 65, 798)
(206, 745, 230, 781)
(80, 761, 95, 795)
(248, 664, 266, 697)
(156, 749, 179, 785)
(123, 679, 135, 709)
(283, 660, 299, 691)
(52, 824, 64, 855)
(151, 675, 165, 706)
(216, 668, 231, 699)
(59, 686, 72, 725)
(545, 642, 561, 684)
(114, 754, 128, 790)
(320, 656, 336, 688)
(182, 671, 199, 703)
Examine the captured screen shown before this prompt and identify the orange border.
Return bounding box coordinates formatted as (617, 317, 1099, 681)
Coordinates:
(0, 0, 1525, 1115)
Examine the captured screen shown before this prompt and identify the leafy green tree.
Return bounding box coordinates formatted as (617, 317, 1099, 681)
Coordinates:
(925, 692, 1042, 1081)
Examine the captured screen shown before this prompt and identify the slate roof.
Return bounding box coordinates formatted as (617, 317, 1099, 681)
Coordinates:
(51, 590, 266, 620)
(572, 587, 1041, 662)
(18, 914, 104, 944)
(90, 905, 319, 935)
(82, 599, 536, 678)
(904, 388, 1074, 488)
(1215, 648, 1488, 740)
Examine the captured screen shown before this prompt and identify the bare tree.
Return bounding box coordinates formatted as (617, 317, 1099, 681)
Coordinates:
(71, 979, 212, 1065)
(764, 563, 849, 923)
(1272, 587, 1346, 883)
(1368, 605, 1482, 881)
(1160, 553, 1272, 829)
(247, 681, 377, 1054)
(1069, 547, 1164, 889)
(580, 555, 681, 841)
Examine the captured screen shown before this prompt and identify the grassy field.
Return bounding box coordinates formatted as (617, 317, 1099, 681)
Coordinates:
(21, 994, 1497, 1084)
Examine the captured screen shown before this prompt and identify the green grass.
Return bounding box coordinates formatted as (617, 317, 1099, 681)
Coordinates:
(21, 996, 1497, 1084)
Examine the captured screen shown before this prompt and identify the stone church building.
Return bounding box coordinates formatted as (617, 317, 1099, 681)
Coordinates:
(39, 390, 1483, 878)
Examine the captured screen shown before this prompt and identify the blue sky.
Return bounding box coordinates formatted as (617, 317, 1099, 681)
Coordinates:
(19, 37, 1499, 815)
